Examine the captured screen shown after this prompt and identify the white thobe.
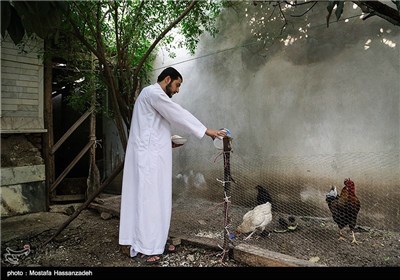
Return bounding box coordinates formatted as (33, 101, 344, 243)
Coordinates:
(119, 83, 207, 257)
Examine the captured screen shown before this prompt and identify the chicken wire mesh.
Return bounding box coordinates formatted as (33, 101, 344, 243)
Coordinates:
(169, 139, 400, 267)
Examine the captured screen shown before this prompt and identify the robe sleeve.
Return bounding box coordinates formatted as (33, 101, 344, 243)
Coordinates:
(150, 89, 207, 139)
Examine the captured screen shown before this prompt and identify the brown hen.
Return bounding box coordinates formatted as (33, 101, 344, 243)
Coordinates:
(325, 178, 361, 244)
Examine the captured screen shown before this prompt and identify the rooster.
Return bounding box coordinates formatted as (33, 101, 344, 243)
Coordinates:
(326, 178, 361, 244)
(235, 202, 272, 240)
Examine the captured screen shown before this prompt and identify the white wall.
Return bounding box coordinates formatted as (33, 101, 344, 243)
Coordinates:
(154, 2, 400, 229)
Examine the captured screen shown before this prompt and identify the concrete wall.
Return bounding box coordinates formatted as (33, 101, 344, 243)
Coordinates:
(153, 2, 399, 229)
(1, 168, 47, 217)
(1, 134, 46, 216)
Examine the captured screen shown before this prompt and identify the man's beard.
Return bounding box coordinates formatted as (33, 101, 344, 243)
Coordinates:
(166, 83, 173, 98)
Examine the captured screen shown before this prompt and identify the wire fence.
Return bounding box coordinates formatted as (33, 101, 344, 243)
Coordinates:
(170, 140, 400, 267)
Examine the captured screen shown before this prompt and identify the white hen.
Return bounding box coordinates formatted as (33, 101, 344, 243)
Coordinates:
(236, 202, 272, 240)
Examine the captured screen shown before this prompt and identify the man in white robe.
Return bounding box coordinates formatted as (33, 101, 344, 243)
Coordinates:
(119, 67, 226, 263)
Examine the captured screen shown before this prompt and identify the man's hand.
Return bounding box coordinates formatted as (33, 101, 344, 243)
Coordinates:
(205, 128, 227, 140)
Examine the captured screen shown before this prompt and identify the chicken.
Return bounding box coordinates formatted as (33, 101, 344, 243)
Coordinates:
(236, 202, 272, 240)
(326, 178, 361, 244)
(255, 185, 272, 206)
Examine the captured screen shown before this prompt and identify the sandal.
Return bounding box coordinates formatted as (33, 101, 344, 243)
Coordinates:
(136, 253, 161, 265)
(163, 244, 177, 255)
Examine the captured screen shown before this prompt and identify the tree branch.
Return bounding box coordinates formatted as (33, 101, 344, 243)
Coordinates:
(353, 1, 400, 26)
(41, 161, 124, 247)
(65, 4, 128, 150)
(290, 1, 318, 17)
(133, 0, 197, 78)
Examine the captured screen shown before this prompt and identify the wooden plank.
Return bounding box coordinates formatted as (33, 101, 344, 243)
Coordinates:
(1, 78, 16, 86)
(18, 105, 39, 112)
(0, 104, 18, 111)
(1, 111, 37, 117)
(2, 78, 39, 88)
(93, 194, 121, 204)
(2, 53, 40, 65)
(1, 116, 43, 125)
(51, 109, 93, 155)
(1, 86, 39, 94)
(49, 141, 93, 192)
(2, 66, 38, 76)
(0, 129, 47, 134)
(1, 44, 42, 58)
(15, 80, 39, 88)
(19, 93, 39, 99)
(1, 59, 39, 70)
(2, 86, 25, 93)
(232, 243, 325, 267)
(2, 98, 38, 105)
(88, 203, 120, 217)
(2, 72, 40, 82)
(43, 47, 54, 209)
(50, 194, 85, 202)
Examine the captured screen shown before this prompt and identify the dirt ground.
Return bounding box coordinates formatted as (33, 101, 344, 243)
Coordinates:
(170, 196, 400, 267)
(1, 208, 244, 269)
(1, 195, 399, 272)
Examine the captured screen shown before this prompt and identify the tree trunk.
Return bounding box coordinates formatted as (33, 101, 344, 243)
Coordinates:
(42, 39, 55, 209)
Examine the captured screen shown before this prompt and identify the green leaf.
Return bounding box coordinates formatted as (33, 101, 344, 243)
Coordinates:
(326, 1, 338, 27)
(335, 1, 344, 21)
(326, 1, 336, 14)
(42, 0, 223, 128)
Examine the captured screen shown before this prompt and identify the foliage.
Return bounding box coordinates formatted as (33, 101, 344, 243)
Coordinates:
(243, 1, 400, 27)
(61, 0, 224, 148)
(337, 1, 399, 23)
(1, 0, 224, 148)
(320, 1, 400, 27)
(4, 0, 398, 149)
(326, 1, 345, 27)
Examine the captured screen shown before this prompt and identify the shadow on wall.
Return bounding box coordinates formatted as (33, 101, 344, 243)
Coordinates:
(221, 1, 400, 71)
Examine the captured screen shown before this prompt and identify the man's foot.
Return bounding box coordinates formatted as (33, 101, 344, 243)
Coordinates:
(136, 253, 161, 265)
(163, 244, 177, 255)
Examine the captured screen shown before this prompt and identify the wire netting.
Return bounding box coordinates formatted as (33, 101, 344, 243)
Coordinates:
(170, 139, 400, 267)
